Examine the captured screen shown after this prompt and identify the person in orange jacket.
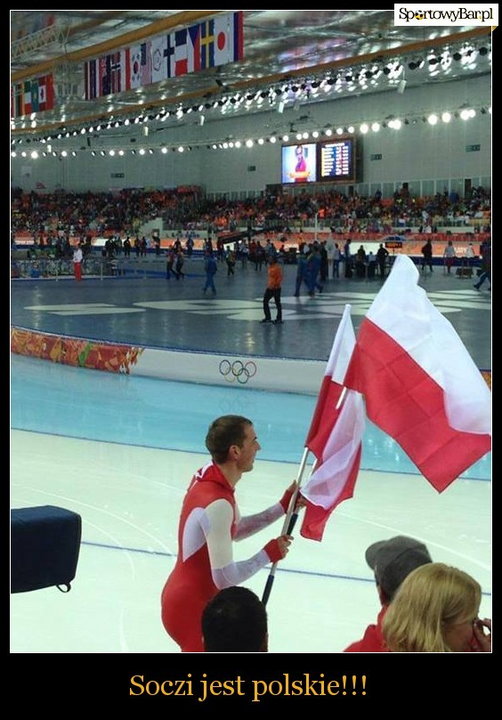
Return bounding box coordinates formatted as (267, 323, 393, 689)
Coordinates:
(261, 255, 283, 324)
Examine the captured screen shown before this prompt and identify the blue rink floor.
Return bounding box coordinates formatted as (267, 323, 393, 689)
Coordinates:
(10, 354, 490, 480)
(10, 352, 492, 657)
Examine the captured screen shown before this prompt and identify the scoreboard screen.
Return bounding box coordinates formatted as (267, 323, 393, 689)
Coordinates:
(317, 138, 356, 182)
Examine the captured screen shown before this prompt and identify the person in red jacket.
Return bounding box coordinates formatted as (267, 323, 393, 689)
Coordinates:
(344, 535, 432, 652)
(161, 415, 298, 652)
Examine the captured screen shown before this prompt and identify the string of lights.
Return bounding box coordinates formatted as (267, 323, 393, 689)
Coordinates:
(10, 101, 491, 160)
(11, 36, 491, 147)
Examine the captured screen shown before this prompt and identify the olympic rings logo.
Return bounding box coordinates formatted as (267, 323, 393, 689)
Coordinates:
(219, 359, 257, 384)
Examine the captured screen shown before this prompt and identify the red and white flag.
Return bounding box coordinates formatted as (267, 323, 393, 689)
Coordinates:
(301, 305, 365, 541)
(213, 11, 243, 66)
(344, 254, 491, 492)
(305, 303, 356, 459)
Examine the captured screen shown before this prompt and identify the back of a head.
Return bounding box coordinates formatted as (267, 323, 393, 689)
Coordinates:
(366, 535, 432, 602)
(202, 586, 268, 652)
(382, 563, 481, 652)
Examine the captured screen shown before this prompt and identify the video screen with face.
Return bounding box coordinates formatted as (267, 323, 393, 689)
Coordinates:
(281, 143, 317, 184)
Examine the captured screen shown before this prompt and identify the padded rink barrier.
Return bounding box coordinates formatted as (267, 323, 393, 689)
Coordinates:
(11, 505, 82, 593)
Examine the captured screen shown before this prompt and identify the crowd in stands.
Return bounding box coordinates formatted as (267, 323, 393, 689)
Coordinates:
(11, 185, 491, 241)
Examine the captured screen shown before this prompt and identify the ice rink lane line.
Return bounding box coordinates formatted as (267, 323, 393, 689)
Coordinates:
(80, 541, 492, 596)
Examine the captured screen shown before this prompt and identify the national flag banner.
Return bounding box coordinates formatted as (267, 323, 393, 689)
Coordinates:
(23, 81, 32, 115)
(99, 55, 111, 96)
(85, 59, 98, 99)
(344, 254, 491, 491)
(199, 19, 215, 70)
(38, 74, 54, 111)
(140, 41, 152, 87)
(113, 48, 130, 93)
(187, 24, 201, 73)
(12, 83, 24, 117)
(213, 11, 244, 66)
(151, 35, 168, 83)
(174, 29, 189, 76)
(300, 390, 365, 541)
(108, 49, 130, 93)
(130, 45, 142, 88)
(30, 79, 39, 112)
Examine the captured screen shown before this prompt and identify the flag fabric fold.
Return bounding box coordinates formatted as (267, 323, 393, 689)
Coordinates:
(300, 305, 365, 541)
(301, 389, 364, 541)
(344, 254, 491, 492)
(305, 304, 357, 459)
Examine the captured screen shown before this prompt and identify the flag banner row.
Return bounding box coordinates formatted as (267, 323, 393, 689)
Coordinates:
(11, 75, 55, 118)
(300, 255, 491, 541)
(84, 11, 244, 100)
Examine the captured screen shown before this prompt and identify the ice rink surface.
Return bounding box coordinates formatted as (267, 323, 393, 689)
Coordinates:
(11, 355, 491, 655)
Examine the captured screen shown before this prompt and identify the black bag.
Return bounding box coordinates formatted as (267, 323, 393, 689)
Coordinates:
(11, 506, 82, 593)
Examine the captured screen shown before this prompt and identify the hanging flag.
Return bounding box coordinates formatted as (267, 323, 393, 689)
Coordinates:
(151, 35, 168, 83)
(12, 83, 23, 117)
(110, 51, 123, 94)
(23, 81, 32, 114)
(119, 48, 131, 92)
(199, 18, 215, 70)
(30, 79, 39, 112)
(344, 254, 491, 491)
(187, 24, 201, 73)
(85, 59, 98, 99)
(300, 305, 365, 541)
(99, 55, 111, 96)
(130, 45, 142, 88)
(38, 74, 54, 111)
(213, 11, 244, 66)
(139, 41, 152, 86)
(173, 29, 189, 76)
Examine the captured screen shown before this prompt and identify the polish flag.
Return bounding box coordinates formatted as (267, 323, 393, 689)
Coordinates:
(344, 254, 491, 492)
(305, 304, 357, 460)
(300, 305, 365, 541)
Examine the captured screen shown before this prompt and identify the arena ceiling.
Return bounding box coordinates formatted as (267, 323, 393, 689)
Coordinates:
(11, 10, 492, 144)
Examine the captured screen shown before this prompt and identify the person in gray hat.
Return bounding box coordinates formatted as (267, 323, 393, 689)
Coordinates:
(344, 535, 432, 652)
